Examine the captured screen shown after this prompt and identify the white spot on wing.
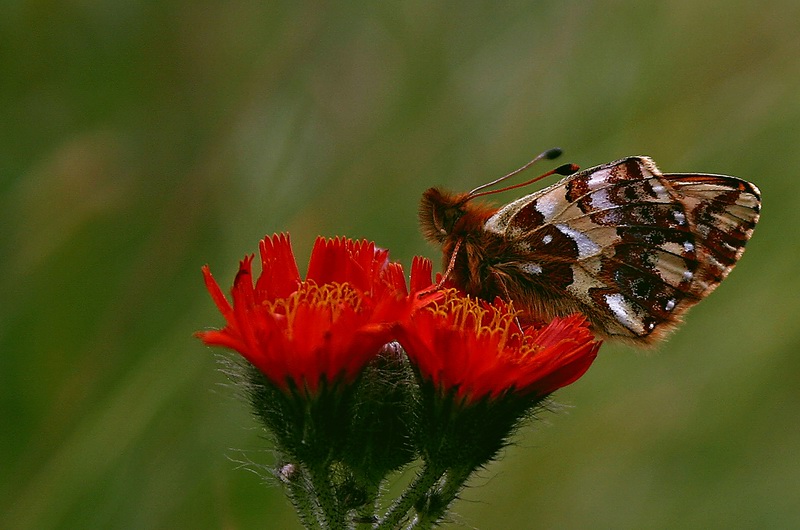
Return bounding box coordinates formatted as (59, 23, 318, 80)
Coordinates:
(520, 262, 543, 275)
(587, 168, 612, 188)
(556, 224, 601, 258)
(651, 183, 669, 199)
(665, 298, 677, 311)
(605, 293, 643, 334)
(542, 234, 553, 245)
(589, 188, 616, 210)
(483, 214, 505, 235)
(535, 196, 559, 221)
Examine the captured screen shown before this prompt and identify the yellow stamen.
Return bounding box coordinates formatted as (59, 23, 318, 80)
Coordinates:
(264, 281, 364, 335)
(424, 289, 542, 358)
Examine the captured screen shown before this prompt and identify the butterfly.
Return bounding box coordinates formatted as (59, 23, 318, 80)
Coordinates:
(419, 149, 761, 345)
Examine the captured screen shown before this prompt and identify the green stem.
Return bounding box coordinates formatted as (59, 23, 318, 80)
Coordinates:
(376, 464, 445, 530)
(285, 465, 323, 530)
(408, 467, 473, 529)
(353, 516, 377, 530)
(353, 486, 379, 530)
(307, 463, 347, 530)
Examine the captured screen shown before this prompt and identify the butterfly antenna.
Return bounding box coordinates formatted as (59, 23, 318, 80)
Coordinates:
(467, 147, 563, 196)
(467, 148, 579, 201)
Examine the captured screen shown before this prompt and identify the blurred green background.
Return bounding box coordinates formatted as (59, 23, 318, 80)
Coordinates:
(2, 2, 798, 528)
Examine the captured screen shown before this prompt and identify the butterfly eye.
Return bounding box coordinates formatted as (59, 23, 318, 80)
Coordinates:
(431, 205, 448, 236)
(420, 188, 466, 243)
(436, 203, 465, 236)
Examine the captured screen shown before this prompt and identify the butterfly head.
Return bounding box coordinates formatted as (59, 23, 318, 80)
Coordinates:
(419, 188, 473, 244)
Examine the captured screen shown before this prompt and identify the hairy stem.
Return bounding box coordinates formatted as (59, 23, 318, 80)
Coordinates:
(376, 464, 445, 530)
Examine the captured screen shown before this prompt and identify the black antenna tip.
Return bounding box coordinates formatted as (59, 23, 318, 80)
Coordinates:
(543, 147, 563, 160)
(554, 163, 580, 176)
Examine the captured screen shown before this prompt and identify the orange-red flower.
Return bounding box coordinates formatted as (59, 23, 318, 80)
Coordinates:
(399, 257, 601, 404)
(197, 233, 408, 395)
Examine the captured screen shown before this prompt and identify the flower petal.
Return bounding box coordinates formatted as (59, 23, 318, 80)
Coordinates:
(255, 233, 301, 299)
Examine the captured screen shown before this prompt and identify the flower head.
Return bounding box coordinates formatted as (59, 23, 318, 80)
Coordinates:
(398, 258, 601, 470)
(400, 257, 601, 404)
(197, 233, 407, 395)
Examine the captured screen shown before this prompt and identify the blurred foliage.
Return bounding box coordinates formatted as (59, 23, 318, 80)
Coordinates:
(2, 1, 799, 529)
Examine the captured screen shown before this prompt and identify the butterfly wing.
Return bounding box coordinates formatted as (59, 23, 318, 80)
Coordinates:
(660, 173, 761, 298)
(483, 157, 761, 343)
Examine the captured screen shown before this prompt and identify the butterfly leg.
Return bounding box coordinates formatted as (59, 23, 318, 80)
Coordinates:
(411, 238, 464, 306)
(487, 267, 525, 334)
(436, 237, 463, 289)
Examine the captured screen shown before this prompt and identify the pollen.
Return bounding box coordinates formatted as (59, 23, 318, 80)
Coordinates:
(266, 280, 364, 325)
(423, 289, 541, 356)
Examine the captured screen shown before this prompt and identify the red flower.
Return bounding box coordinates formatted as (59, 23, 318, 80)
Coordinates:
(399, 258, 601, 403)
(197, 234, 408, 394)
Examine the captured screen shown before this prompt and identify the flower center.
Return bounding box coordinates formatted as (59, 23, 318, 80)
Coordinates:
(425, 289, 542, 358)
(265, 280, 364, 326)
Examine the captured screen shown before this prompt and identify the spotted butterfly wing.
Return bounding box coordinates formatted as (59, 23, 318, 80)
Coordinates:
(419, 156, 761, 344)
